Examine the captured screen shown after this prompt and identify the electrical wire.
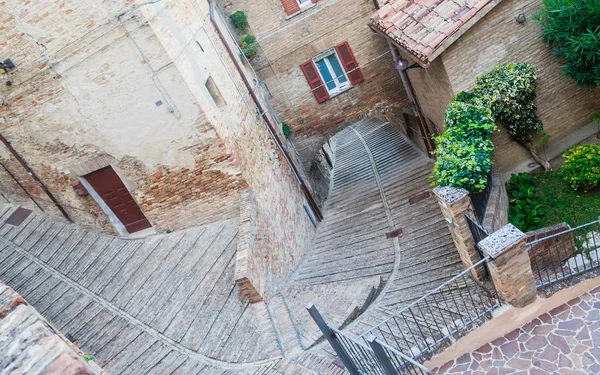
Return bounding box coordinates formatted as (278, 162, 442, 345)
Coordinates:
(308, 49, 393, 93)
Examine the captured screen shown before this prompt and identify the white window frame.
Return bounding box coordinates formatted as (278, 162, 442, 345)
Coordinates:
(297, 0, 313, 9)
(312, 49, 352, 97)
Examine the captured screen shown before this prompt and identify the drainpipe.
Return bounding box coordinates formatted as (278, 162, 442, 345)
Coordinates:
(207, 0, 323, 221)
(386, 41, 435, 155)
(0, 134, 71, 221)
(0, 161, 45, 211)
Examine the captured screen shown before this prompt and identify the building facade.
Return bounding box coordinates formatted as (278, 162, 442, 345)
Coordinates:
(222, 0, 412, 167)
(370, 0, 600, 175)
(0, 0, 320, 297)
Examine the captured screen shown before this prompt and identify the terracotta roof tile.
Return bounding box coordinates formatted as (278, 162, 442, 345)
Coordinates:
(370, 0, 496, 64)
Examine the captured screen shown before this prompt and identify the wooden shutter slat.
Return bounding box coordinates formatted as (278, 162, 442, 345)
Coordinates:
(300, 60, 330, 103)
(281, 0, 301, 15)
(335, 42, 364, 86)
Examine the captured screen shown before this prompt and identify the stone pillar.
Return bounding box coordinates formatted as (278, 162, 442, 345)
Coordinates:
(478, 224, 537, 308)
(234, 190, 264, 303)
(433, 186, 486, 280)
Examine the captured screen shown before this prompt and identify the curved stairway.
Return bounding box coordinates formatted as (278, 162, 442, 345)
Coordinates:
(0, 205, 281, 374)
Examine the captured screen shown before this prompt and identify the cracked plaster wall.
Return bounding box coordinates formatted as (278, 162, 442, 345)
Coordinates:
(0, 0, 246, 232)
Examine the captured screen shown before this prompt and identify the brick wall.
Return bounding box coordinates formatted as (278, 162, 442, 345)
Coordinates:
(0, 1, 246, 233)
(142, 0, 317, 287)
(526, 223, 576, 270)
(0, 280, 100, 374)
(405, 56, 454, 132)
(223, 0, 411, 165)
(440, 0, 600, 174)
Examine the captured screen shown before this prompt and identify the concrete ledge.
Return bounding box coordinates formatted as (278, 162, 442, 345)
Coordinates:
(432, 186, 469, 205)
(479, 223, 525, 259)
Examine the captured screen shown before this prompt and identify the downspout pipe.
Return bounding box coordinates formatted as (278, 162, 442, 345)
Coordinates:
(386, 41, 435, 155)
(207, 0, 323, 221)
(0, 134, 71, 221)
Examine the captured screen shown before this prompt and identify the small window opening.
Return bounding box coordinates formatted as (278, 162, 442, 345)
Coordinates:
(196, 41, 204, 52)
(206, 77, 226, 107)
(313, 48, 351, 96)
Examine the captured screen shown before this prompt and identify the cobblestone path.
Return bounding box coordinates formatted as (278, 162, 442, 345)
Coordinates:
(433, 286, 600, 375)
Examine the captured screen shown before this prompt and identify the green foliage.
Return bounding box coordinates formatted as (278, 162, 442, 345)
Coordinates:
(240, 34, 258, 58)
(473, 63, 543, 143)
(83, 354, 95, 362)
(528, 170, 600, 227)
(507, 173, 545, 232)
(431, 98, 496, 193)
(534, 0, 600, 88)
(282, 123, 293, 139)
(230, 11, 248, 32)
(561, 144, 600, 190)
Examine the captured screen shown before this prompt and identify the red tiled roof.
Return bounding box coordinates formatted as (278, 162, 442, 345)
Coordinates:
(370, 0, 497, 65)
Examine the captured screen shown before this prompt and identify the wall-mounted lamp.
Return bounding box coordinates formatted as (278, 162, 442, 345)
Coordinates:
(395, 58, 420, 71)
(0, 58, 15, 74)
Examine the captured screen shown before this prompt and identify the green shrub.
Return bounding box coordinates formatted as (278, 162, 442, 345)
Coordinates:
(507, 173, 544, 232)
(230, 11, 248, 32)
(282, 123, 293, 139)
(240, 34, 258, 58)
(473, 63, 543, 143)
(561, 144, 600, 190)
(431, 98, 496, 193)
(535, 0, 600, 88)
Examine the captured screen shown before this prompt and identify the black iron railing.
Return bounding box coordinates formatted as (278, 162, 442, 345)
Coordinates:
(465, 215, 489, 259)
(308, 258, 503, 374)
(357, 258, 500, 362)
(470, 174, 493, 223)
(528, 219, 600, 288)
(307, 304, 430, 375)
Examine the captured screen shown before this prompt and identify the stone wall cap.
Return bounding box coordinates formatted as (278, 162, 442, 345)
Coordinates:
(479, 223, 526, 259)
(432, 186, 469, 204)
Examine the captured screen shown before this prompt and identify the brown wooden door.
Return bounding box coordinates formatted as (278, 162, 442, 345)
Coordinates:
(85, 166, 152, 233)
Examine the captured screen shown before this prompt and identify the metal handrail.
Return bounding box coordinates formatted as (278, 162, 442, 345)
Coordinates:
(358, 257, 491, 338)
(527, 217, 600, 245)
(370, 336, 431, 373)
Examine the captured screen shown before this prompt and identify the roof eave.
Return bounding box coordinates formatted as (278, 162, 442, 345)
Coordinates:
(368, 22, 431, 68)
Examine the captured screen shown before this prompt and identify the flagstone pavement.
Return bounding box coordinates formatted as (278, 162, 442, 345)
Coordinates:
(432, 286, 600, 375)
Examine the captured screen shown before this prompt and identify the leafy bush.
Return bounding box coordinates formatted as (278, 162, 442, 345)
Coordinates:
(507, 173, 544, 232)
(240, 34, 258, 58)
(230, 11, 248, 32)
(282, 123, 293, 139)
(473, 63, 543, 143)
(561, 144, 600, 190)
(535, 0, 600, 88)
(431, 99, 496, 193)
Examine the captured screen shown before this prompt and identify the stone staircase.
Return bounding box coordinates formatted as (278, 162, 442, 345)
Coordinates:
(0, 117, 472, 375)
(0, 205, 281, 374)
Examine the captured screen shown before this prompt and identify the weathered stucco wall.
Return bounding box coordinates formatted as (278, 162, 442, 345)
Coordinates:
(223, 0, 411, 165)
(141, 0, 317, 288)
(0, 0, 246, 232)
(440, 0, 600, 174)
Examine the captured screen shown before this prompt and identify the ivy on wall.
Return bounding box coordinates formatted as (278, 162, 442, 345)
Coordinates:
(473, 63, 543, 143)
(432, 98, 496, 193)
(432, 63, 543, 192)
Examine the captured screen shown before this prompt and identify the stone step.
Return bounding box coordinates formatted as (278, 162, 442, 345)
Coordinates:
(266, 294, 304, 358)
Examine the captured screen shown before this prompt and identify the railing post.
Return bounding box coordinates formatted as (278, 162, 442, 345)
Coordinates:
(367, 336, 398, 375)
(306, 303, 360, 375)
(478, 224, 537, 308)
(433, 186, 486, 280)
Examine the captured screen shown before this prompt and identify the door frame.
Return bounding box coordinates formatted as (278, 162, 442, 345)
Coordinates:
(79, 167, 153, 236)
